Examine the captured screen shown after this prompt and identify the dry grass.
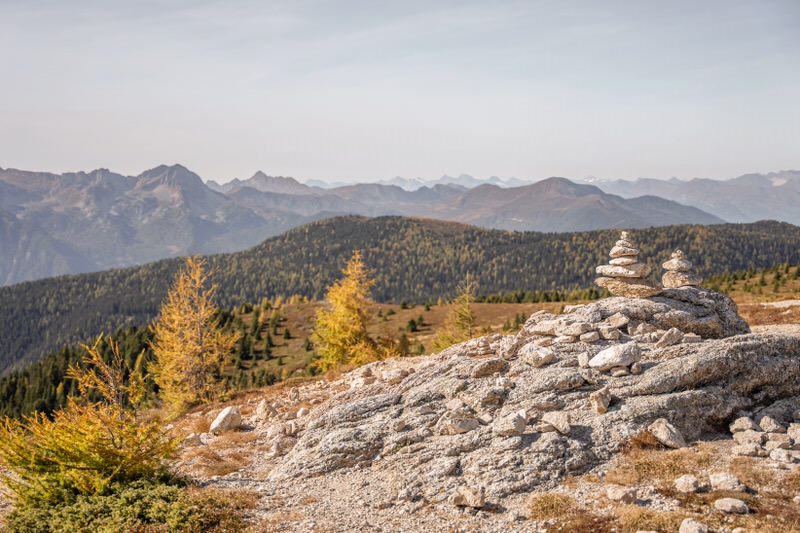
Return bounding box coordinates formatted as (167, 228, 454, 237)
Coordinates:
(613, 505, 685, 533)
(182, 447, 251, 477)
(605, 444, 714, 487)
(527, 493, 578, 520)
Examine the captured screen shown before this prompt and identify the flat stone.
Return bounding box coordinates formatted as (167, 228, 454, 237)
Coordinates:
(609, 245, 640, 258)
(682, 333, 702, 343)
(714, 497, 748, 514)
(732, 443, 767, 457)
(679, 518, 708, 533)
(579, 331, 600, 343)
(557, 322, 592, 337)
(493, 410, 527, 437)
(648, 418, 687, 448)
(610, 366, 630, 377)
(595, 277, 662, 298)
(765, 434, 792, 450)
(709, 472, 744, 492)
(518, 344, 556, 367)
(733, 430, 766, 445)
(471, 358, 507, 378)
(577, 352, 590, 368)
(588, 342, 641, 371)
(663, 271, 703, 289)
(655, 327, 684, 349)
(770, 448, 799, 463)
(730, 417, 760, 433)
(610, 256, 638, 266)
(554, 335, 577, 344)
(596, 262, 652, 278)
(439, 416, 480, 435)
(663, 251, 693, 272)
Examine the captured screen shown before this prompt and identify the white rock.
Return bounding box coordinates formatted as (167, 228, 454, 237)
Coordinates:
(493, 410, 527, 436)
(588, 342, 641, 371)
(610, 366, 630, 377)
(674, 474, 700, 493)
(554, 335, 577, 344)
(730, 416, 760, 433)
(579, 331, 600, 343)
(787, 423, 800, 441)
(557, 322, 592, 337)
(210, 406, 242, 434)
(541, 411, 570, 435)
(648, 418, 686, 448)
(732, 443, 767, 457)
(606, 313, 630, 329)
(471, 358, 507, 378)
(519, 344, 556, 367)
(598, 325, 621, 340)
(709, 472, 744, 492)
(589, 387, 612, 414)
(733, 429, 766, 445)
(297, 407, 309, 417)
(758, 415, 786, 433)
(578, 352, 590, 368)
(679, 518, 708, 533)
(596, 262, 651, 278)
(714, 497, 748, 514)
(655, 327, 684, 349)
(450, 486, 485, 508)
(605, 485, 637, 503)
(769, 448, 798, 463)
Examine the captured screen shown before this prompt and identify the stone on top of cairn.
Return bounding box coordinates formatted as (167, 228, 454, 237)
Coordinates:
(595, 231, 662, 298)
(662, 250, 703, 288)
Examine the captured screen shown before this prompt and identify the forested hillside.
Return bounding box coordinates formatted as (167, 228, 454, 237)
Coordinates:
(2, 216, 800, 374)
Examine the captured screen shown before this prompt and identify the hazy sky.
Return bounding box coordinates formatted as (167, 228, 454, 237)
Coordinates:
(1, 0, 798, 183)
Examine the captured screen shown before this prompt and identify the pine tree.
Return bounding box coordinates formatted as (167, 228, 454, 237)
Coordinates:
(148, 257, 239, 416)
(312, 251, 379, 371)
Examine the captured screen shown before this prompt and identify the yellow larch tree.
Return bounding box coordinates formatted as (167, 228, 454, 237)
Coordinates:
(149, 257, 238, 415)
(432, 277, 477, 352)
(312, 251, 380, 372)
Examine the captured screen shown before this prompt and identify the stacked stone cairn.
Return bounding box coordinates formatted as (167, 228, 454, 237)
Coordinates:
(662, 249, 703, 288)
(594, 231, 662, 298)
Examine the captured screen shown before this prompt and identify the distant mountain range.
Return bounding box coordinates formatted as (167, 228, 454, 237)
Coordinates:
(1, 163, 794, 286)
(586, 170, 800, 225)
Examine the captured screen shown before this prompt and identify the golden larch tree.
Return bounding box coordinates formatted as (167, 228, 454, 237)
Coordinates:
(149, 257, 238, 415)
(432, 277, 477, 352)
(312, 251, 379, 371)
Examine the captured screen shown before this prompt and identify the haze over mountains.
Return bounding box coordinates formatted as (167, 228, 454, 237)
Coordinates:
(0, 163, 794, 286)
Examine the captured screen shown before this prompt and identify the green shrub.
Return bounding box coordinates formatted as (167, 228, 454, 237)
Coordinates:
(4, 479, 255, 533)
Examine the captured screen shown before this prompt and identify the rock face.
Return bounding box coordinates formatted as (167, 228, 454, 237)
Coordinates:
(248, 291, 792, 511)
(595, 231, 661, 298)
(662, 249, 703, 289)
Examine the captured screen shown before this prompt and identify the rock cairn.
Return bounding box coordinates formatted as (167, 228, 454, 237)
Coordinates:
(595, 231, 661, 298)
(662, 249, 703, 288)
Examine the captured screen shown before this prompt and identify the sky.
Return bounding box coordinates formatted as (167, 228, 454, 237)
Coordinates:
(0, 0, 798, 184)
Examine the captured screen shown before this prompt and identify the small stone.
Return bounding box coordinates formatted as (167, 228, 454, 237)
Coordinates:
(519, 344, 556, 367)
(439, 416, 480, 435)
(732, 443, 767, 457)
(579, 331, 600, 343)
(730, 417, 760, 433)
(588, 342, 641, 371)
(446, 398, 465, 411)
(392, 419, 409, 432)
(758, 416, 786, 433)
(595, 277, 662, 298)
(589, 387, 612, 414)
(630, 361, 643, 375)
(598, 325, 621, 340)
(606, 485, 637, 503)
(296, 407, 309, 417)
(477, 413, 493, 425)
(557, 322, 592, 337)
(609, 245, 640, 258)
(450, 486, 485, 508)
(209, 406, 242, 434)
(533, 336, 553, 347)
(578, 352, 590, 368)
(648, 418, 687, 448)
(674, 474, 700, 493)
(607, 313, 630, 329)
(769, 448, 798, 463)
(655, 327, 684, 349)
(682, 333, 702, 343)
(541, 411, 571, 435)
(630, 322, 658, 336)
(663, 271, 703, 289)
(271, 435, 297, 456)
(787, 423, 800, 441)
(554, 335, 577, 344)
(765, 433, 792, 450)
(493, 410, 528, 437)
(596, 263, 652, 278)
(610, 366, 630, 377)
(733, 430, 767, 445)
(709, 472, 744, 492)
(470, 358, 507, 378)
(714, 497, 748, 514)
(679, 518, 708, 533)
(609, 256, 638, 266)
(662, 250, 693, 272)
